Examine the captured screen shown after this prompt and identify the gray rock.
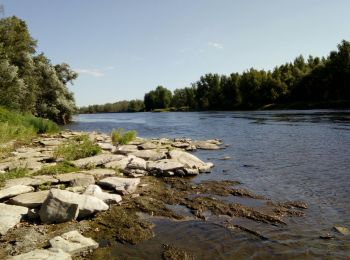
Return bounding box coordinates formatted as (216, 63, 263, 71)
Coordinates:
(138, 142, 157, 150)
(147, 159, 184, 174)
(193, 140, 221, 150)
(10, 248, 72, 260)
(39, 139, 62, 146)
(127, 157, 147, 170)
(4, 176, 57, 188)
(98, 177, 140, 195)
(71, 154, 123, 168)
(97, 142, 116, 152)
(171, 142, 191, 148)
(8, 190, 49, 208)
(129, 150, 166, 161)
(50, 230, 98, 256)
(115, 145, 139, 155)
(39, 189, 108, 223)
(334, 226, 350, 235)
(78, 168, 116, 180)
(169, 150, 214, 173)
(104, 155, 132, 170)
(84, 185, 122, 204)
(0, 203, 28, 235)
(123, 169, 148, 178)
(56, 173, 95, 187)
(66, 186, 85, 193)
(0, 185, 34, 200)
(27, 208, 40, 221)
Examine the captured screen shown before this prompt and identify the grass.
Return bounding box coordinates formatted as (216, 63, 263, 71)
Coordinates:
(111, 128, 137, 145)
(0, 168, 29, 187)
(54, 135, 101, 161)
(0, 107, 59, 145)
(33, 161, 80, 176)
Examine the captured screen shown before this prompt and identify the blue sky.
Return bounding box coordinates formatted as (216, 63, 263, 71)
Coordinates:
(1, 0, 350, 106)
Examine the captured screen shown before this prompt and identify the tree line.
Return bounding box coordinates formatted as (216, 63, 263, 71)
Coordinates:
(0, 16, 77, 124)
(81, 40, 350, 113)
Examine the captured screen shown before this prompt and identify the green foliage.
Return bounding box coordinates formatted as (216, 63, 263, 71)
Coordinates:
(111, 128, 137, 145)
(79, 99, 144, 114)
(0, 167, 29, 187)
(54, 135, 101, 161)
(33, 161, 79, 176)
(144, 86, 173, 111)
(0, 107, 59, 144)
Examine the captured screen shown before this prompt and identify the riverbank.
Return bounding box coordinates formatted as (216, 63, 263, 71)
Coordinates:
(0, 129, 315, 258)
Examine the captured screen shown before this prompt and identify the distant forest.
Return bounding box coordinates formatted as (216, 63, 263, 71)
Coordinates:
(80, 40, 350, 114)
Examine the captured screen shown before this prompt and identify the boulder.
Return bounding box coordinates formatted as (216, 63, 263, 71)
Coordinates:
(98, 177, 140, 195)
(39, 189, 108, 223)
(129, 150, 166, 161)
(50, 230, 99, 256)
(127, 157, 147, 170)
(0, 185, 34, 200)
(56, 173, 95, 187)
(115, 145, 139, 155)
(138, 142, 157, 150)
(169, 150, 214, 173)
(0, 203, 28, 235)
(84, 185, 122, 204)
(8, 190, 49, 208)
(104, 155, 132, 170)
(71, 154, 123, 168)
(10, 248, 71, 260)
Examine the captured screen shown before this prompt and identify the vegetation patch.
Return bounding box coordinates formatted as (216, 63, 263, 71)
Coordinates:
(0, 167, 29, 187)
(111, 128, 137, 145)
(33, 161, 79, 176)
(54, 135, 101, 161)
(162, 244, 195, 260)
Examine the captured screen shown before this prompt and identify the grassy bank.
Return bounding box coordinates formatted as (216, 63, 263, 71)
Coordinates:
(0, 107, 59, 145)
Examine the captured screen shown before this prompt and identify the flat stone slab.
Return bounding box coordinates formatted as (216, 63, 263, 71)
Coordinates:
(127, 157, 147, 170)
(50, 230, 99, 256)
(115, 145, 139, 155)
(39, 189, 108, 223)
(104, 155, 132, 170)
(78, 168, 116, 179)
(10, 248, 71, 260)
(71, 154, 123, 168)
(4, 176, 58, 188)
(8, 190, 50, 208)
(138, 142, 158, 150)
(129, 150, 166, 161)
(192, 140, 221, 150)
(39, 139, 62, 146)
(98, 177, 140, 195)
(97, 142, 116, 151)
(56, 173, 95, 187)
(0, 203, 28, 235)
(0, 185, 34, 200)
(84, 185, 122, 204)
(147, 159, 184, 172)
(169, 149, 214, 172)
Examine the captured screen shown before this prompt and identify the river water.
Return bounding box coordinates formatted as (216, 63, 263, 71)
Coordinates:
(67, 110, 350, 259)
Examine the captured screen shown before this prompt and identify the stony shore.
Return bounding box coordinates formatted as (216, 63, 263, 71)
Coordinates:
(0, 131, 309, 259)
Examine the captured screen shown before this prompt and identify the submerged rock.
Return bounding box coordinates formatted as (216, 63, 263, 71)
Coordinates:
(98, 177, 140, 195)
(10, 248, 71, 260)
(0, 185, 34, 200)
(0, 203, 28, 235)
(334, 226, 350, 235)
(50, 230, 99, 256)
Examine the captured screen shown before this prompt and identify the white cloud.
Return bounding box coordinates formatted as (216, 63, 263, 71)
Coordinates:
(208, 42, 224, 49)
(75, 66, 115, 77)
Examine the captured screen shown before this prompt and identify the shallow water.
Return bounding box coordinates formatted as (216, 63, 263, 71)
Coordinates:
(68, 110, 350, 259)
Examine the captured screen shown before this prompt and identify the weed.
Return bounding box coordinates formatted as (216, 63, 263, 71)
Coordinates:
(33, 161, 79, 176)
(0, 167, 29, 187)
(111, 128, 137, 145)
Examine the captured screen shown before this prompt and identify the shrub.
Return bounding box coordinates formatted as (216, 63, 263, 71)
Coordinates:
(54, 135, 101, 161)
(111, 128, 137, 145)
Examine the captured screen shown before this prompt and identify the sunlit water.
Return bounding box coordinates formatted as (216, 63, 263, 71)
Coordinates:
(67, 110, 350, 259)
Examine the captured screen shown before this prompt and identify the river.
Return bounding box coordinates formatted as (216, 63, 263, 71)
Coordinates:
(67, 110, 350, 259)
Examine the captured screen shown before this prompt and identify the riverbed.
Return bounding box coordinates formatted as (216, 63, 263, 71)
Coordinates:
(67, 110, 350, 259)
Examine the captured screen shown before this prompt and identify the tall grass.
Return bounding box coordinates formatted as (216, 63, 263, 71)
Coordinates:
(111, 128, 137, 145)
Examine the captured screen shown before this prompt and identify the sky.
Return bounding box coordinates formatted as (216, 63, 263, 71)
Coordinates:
(1, 0, 350, 106)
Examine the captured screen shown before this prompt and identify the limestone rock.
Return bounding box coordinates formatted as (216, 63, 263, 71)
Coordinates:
(56, 173, 95, 187)
(79, 168, 116, 180)
(334, 226, 350, 235)
(169, 150, 214, 173)
(97, 142, 116, 152)
(84, 185, 122, 204)
(193, 140, 221, 150)
(39, 139, 62, 146)
(104, 155, 132, 170)
(127, 157, 147, 170)
(115, 145, 139, 155)
(138, 142, 157, 150)
(71, 154, 123, 168)
(50, 230, 99, 256)
(8, 190, 49, 208)
(129, 150, 166, 161)
(0, 185, 34, 200)
(98, 177, 140, 195)
(0, 203, 28, 235)
(147, 159, 184, 174)
(10, 248, 71, 260)
(4, 176, 57, 188)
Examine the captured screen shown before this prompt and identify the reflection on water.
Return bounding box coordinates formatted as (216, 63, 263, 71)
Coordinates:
(68, 110, 350, 258)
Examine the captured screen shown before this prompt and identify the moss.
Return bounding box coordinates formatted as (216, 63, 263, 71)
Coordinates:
(162, 245, 195, 260)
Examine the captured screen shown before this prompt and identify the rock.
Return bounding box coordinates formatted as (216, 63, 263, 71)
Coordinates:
(169, 150, 214, 173)
(8, 190, 49, 208)
(0, 203, 28, 235)
(334, 226, 350, 235)
(27, 208, 40, 221)
(127, 157, 147, 170)
(192, 141, 221, 150)
(84, 185, 122, 204)
(4, 176, 57, 188)
(104, 155, 132, 170)
(50, 230, 99, 256)
(147, 159, 184, 174)
(171, 142, 191, 148)
(39, 139, 62, 146)
(79, 168, 116, 180)
(66, 186, 85, 193)
(98, 177, 140, 195)
(115, 145, 139, 155)
(138, 142, 157, 150)
(56, 173, 95, 187)
(97, 142, 116, 152)
(0, 185, 34, 200)
(33, 175, 59, 184)
(123, 169, 148, 178)
(39, 189, 108, 223)
(10, 248, 72, 260)
(129, 150, 166, 161)
(71, 154, 123, 168)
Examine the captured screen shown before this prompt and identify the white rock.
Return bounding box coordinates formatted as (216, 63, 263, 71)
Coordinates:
(97, 142, 115, 152)
(50, 230, 99, 256)
(104, 155, 133, 170)
(84, 185, 122, 204)
(98, 177, 140, 195)
(127, 157, 147, 170)
(0, 203, 28, 235)
(115, 145, 139, 155)
(8, 190, 49, 208)
(0, 185, 34, 200)
(129, 150, 166, 161)
(147, 159, 184, 173)
(56, 173, 95, 187)
(169, 149, 214, 172)
(71, 154, 123, 168)
(10, 248, 71, 260)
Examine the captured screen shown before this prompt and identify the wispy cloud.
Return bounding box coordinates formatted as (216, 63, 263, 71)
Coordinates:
(208, 42, 224, 49)
(75, 66, 115, 77)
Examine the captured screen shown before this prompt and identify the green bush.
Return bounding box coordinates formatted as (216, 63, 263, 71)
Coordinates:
(111, 128, 137, 145)
(54, 135, 101, 161)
